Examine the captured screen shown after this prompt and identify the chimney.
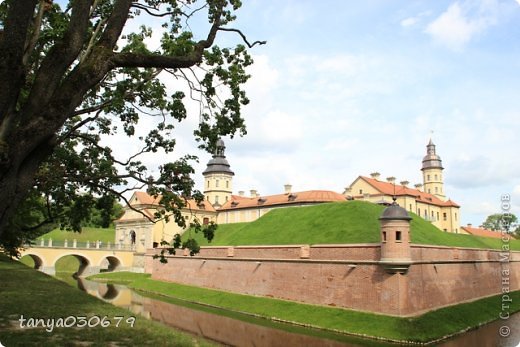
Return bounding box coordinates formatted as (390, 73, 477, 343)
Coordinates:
(400, 180, 409, 188)
(238, 191, 244, 197)
(370, 172, 381, 180)
(386, 176, 396, 184)
(284, 184, 292, 194)
(467, 223, 472, 228)
(414, 183, 423, 192)
(250, 189, 258, 197)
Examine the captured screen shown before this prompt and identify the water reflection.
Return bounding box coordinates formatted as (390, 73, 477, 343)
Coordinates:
(437, 313, 520, 347)
(75, 278, 385, 347)
(76, 278, 520, 347)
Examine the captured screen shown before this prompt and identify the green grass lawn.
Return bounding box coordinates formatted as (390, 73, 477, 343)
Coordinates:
(89, 271, 520, 344)
(36, 226, 115, 243)
(184, 201, 520, 250)
(0, 255, 214, 347)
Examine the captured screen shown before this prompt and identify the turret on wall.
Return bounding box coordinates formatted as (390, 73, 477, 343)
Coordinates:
(379, 198, 412, 274)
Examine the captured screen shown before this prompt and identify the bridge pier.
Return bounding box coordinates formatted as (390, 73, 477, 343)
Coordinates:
(41, 266, 56, 276)
(78, 266, 102, 277)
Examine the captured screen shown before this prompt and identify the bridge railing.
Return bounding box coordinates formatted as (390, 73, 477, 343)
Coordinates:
(27, 238, 135, 251)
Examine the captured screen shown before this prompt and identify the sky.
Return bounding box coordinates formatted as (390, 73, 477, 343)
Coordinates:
(103, 0, 520, 226)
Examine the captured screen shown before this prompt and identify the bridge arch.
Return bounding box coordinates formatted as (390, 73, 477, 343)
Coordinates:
(23, 254, 44, 270)
(55, 253, 93, 277)
(99, 255, 122, 272)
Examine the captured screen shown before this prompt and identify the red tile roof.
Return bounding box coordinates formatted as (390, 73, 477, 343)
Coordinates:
(461, 226, 511, 239)
(132, 191, 216, 212)
(219, 190, 346, 210)
(356, 176, 459, 208)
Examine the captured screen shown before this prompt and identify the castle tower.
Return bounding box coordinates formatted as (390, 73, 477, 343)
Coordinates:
(379, 198, 412, 274)
(421, 139, 445, 200)
(203, 139, 234, 207)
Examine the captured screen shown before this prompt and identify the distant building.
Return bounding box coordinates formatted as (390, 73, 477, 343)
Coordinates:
(460, 224, 506, 239)
(114, 191, 216, 252)
(115, 138, 462, 249)
(201, 139, 346, 224)
(345, 140, 460, 233)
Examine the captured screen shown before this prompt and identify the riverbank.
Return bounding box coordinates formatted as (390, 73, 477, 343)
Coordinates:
(0, 256, 214, 346)
(89, 271, 520, 345)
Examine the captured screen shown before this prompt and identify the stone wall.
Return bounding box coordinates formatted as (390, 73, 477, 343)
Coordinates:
(145, 244, 520, 316)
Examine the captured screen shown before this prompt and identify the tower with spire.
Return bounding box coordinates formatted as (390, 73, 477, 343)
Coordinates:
(421, 139, 445, 201)
(203, 139, 234, 207)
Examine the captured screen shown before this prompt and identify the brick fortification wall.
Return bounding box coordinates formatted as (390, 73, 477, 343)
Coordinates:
(145, 244, 520, 316)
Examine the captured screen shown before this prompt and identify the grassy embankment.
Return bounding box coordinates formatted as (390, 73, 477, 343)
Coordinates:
(183, 201, 520, 250)
(90, 271, 520, 344)
(0, 256, 214, 347)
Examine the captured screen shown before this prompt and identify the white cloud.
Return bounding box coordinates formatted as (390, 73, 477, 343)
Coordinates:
(245, 55, 279, 99)
(425, 1, 499, 51)
(401, 17, 419, 27)
(316, 55, 363, 76)
(401, 11, 432, 27)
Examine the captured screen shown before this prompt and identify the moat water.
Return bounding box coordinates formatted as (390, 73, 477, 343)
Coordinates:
(73, 277, 520, 347)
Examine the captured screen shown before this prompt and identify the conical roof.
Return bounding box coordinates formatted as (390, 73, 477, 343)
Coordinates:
(202, 139, 234, 176)
(421, 139, 443, 170)
(379, 199, 412, 221)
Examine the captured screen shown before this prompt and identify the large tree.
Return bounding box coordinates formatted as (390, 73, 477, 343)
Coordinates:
(0, 0, 264, 254)
(482, 213, 518, 234)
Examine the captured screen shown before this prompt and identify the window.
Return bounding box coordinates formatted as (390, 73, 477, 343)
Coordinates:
(215, 196, 219, 204)
(409, 204, 412, 211)
(443, 212, 447, 221)
(359, 189, 363, 194)
(435, 187, 438, 193)
(418, 208, 421, 216)
(434, 174, 438, 180)
(427, 174, 430, 181)
(455, 213, 458, 221)
(216, 179, 219, 187)
(207, 180, 210, 188)
(226, 180, 229, 188)
(203, 217, 209, 225)
(225, 196, 228, 202)
(396, 231, 402, 242)
(437, 212, 440, 221)
(428, 189, 431, 193)
(382, 231, 387, 242)
(424, 210, 427, 218)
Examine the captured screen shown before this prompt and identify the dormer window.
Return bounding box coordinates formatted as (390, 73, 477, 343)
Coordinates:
(288, 194, 297, 201)
(257, 198, 266, 205)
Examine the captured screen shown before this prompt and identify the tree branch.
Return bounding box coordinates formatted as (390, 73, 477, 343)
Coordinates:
(22, 0, 47, 67)
(0, 0, 38, 126)
(20, 0, 95, 126)
(217, 27, 267, 48)
(97, 0, 133, 48)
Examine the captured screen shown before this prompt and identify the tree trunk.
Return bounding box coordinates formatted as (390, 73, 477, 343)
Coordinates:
(0, 138, 55, 238)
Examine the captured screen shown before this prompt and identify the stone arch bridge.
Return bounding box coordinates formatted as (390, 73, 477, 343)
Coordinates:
(20, 241, 140, 276)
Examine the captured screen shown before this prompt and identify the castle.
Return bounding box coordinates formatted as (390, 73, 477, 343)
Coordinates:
(115, 139, 461, 251)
